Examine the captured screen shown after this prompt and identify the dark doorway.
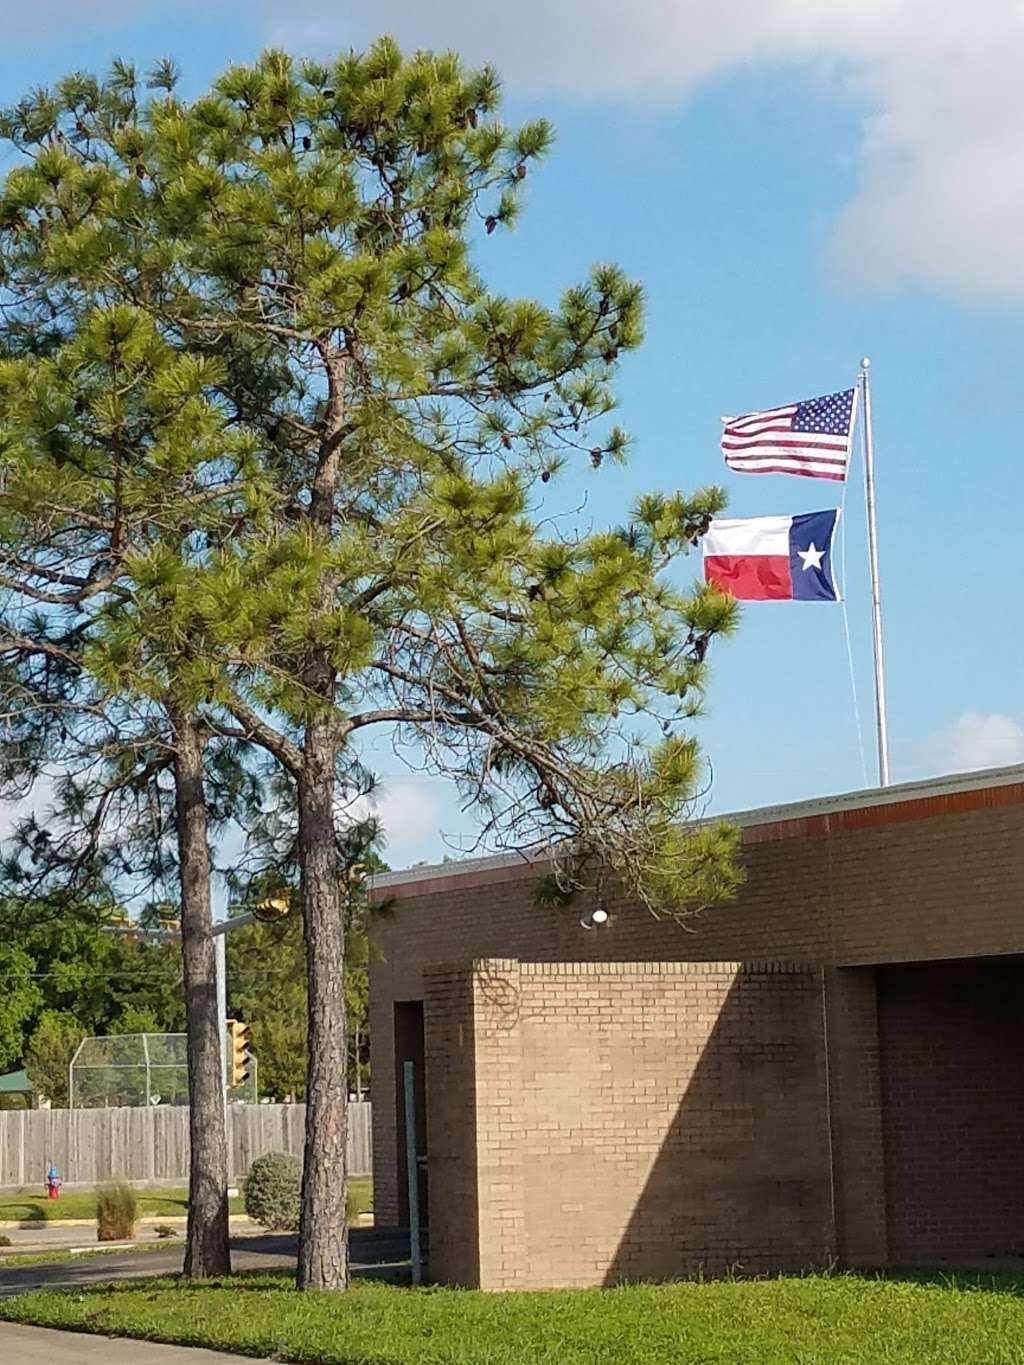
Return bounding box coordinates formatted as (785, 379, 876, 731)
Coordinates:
(394, 1000, 428, 1228)
(878, 956, 1024, 1263)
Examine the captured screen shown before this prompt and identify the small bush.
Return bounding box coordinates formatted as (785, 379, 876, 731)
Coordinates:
(96, 1181, 138, 1242)
(0, 1233, 12, 1247)
(152, 1223, 177, 1239)
(244, 1151, 301, 1231)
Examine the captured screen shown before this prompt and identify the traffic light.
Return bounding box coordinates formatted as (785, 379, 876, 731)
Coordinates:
(226, 1019, 251, 1089)
(253, 894, 290, 923)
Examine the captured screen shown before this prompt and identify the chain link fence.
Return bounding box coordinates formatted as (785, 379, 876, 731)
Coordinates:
(68, 1033, 257, 1108)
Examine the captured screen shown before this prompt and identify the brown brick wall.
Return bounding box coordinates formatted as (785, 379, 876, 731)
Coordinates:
(372, 804, 1024, 1009)
(424, 958, 833, 1289)
(878, 958, 1024, 1263)
(370, 784, 1024, 1272)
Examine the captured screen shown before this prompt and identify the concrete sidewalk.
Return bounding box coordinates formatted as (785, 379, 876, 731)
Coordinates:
(1, 1322, 258, 1362)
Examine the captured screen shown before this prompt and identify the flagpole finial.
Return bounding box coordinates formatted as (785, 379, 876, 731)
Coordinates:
(860, 355, 871, 371)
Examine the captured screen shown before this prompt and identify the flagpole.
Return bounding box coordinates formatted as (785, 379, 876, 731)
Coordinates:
(858, 356, 890, 787)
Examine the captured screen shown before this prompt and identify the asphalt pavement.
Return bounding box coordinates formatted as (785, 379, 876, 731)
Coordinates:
(0, 1227, 412, 1299)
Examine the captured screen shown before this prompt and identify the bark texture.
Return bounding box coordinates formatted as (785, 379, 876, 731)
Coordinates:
(296, 713, 349, 1290)
(173, 708, 231, 1279)
(294, 352, 349, 1291)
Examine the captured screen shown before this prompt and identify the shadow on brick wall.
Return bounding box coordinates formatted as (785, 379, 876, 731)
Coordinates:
(423, 970, 481, 1286)
(602, 969, 834, 1286)
(879, 956, 1024, 1265)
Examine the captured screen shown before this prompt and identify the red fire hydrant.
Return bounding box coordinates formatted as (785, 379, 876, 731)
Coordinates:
(46, 1164, 62, 1200)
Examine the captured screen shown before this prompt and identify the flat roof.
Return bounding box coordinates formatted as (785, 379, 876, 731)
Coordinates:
(370, 762, 1024, 895)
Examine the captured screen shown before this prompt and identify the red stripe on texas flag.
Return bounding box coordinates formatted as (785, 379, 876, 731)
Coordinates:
(704, 554, 793, 600)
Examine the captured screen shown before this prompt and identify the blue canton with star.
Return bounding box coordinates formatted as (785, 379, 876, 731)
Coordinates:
(788, 510, 839, 601)
(792, 388, 854, 436)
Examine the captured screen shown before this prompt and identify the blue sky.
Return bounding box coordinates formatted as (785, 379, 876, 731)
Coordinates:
(3, 2, 1022, 869)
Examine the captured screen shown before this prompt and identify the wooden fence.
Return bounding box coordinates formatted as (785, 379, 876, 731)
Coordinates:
(0, 1101, 372, 1188)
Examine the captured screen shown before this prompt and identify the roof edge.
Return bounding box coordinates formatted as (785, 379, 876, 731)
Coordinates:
(368, 762, 1024, 896)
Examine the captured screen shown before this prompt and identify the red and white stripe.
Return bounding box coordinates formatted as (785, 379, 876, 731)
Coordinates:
(721, 403, 851, 482)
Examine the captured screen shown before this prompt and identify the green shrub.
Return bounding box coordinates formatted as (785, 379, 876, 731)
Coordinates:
(243, 1152, 302, 1231)
(0, 1233, 12, 1247)
(96, 1182, 138, 1242)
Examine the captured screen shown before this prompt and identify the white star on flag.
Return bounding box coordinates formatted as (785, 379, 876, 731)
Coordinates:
(797, 542, 825, 571)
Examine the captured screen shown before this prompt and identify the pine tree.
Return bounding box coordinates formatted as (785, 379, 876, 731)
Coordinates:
(0, 299, 264, 1274)
(0, 42, 740, 1289)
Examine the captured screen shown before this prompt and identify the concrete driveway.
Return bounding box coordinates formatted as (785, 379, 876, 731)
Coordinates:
(1, 1323, 259, 1362)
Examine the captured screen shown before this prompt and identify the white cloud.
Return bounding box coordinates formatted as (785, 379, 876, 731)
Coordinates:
(349, 777, 458, 867)
(931, 711, 1024, 773)
(370, 779, 445, 844)
(268, 0, 1024, 301)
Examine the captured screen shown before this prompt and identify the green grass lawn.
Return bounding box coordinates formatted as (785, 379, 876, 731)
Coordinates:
(0, 1178, 371, 1225)
(347, 1175, 372, 1217)
(4, 1271, 1024, 1364)
(0, 1187, 248, 1222)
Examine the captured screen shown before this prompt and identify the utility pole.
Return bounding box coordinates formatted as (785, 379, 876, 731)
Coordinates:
(214, 926, 227, 1105)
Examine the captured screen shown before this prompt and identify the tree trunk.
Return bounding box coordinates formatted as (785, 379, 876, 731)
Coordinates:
(296, 709, 349, 1290)
(292, 709, 349, 1294)
(172, 707, 231, 1279)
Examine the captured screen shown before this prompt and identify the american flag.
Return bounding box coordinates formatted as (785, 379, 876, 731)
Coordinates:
(721, 388, 856, 482)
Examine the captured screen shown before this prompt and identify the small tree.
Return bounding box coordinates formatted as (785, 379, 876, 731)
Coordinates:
(23, 1011, 82, 1108)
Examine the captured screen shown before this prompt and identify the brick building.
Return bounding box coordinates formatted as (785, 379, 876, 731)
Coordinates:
(368, 764, 1024, 1289)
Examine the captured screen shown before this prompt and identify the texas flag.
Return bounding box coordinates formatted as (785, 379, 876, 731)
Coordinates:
(703, 510, 840, 602)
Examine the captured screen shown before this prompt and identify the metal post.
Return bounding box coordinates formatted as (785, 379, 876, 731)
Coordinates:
(403, 1060, 422, 1285)
(67, 1039, 84, 1112)
(859, 357, 891, 787)
(142, 1032, 151, 1108)
(215, 927, 228, 1107)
